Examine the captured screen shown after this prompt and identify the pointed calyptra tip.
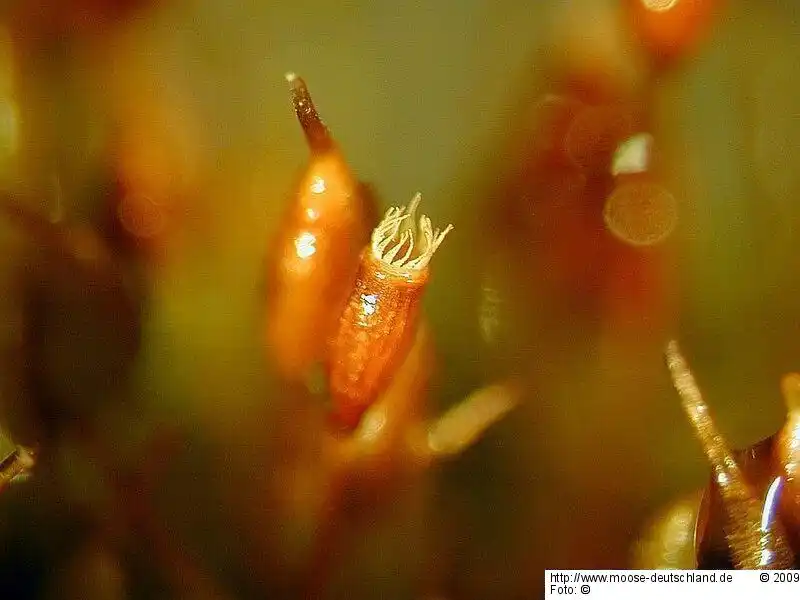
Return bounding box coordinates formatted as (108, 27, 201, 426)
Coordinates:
(285, 72, 334, 153)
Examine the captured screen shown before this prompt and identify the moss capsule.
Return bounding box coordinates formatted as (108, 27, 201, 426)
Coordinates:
(265, 74, 373, 380)
(327, 194, 451, 430)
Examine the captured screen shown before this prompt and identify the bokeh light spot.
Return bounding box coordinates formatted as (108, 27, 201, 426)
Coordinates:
(642, 0, 679, 12)
(603, 181, 677, 246)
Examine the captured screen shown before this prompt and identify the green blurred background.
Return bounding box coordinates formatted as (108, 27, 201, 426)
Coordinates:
(0, 0, 799, 598)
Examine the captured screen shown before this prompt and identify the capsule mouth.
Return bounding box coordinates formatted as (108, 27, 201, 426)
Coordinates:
(370, 193, 452, 274)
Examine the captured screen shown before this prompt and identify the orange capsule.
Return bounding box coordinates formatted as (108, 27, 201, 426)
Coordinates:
(265, 74, 373, 380)
(626, 0, 721, 66)
(102, 58, 202, 267)
(327, 194, 452, 430)
(630, 490, 704, 569)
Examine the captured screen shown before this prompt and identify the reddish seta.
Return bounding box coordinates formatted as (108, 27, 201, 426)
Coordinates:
(327, 194, 452, 430)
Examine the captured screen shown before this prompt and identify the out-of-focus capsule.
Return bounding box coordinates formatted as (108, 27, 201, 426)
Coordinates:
(327, 194, 452, 430)
(630, 490, 703, 569)
(101, 58, 202, 268)
(265, 74, 374, 381)
(0, 198, 141, 442)
(626, 0, 722, 67)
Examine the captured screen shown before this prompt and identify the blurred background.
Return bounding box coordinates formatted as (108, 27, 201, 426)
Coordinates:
(0, 0, 799, 598)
